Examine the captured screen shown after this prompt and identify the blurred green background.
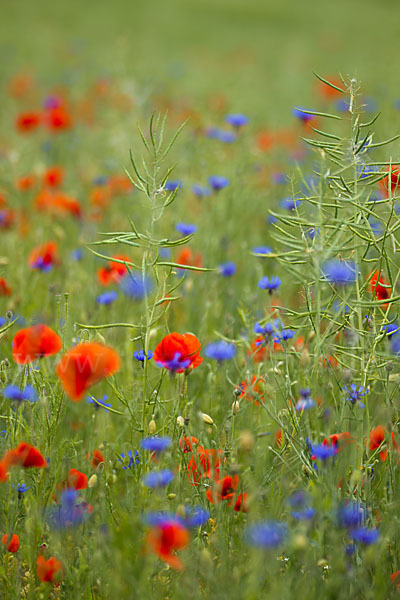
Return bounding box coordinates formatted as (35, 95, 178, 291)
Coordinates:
(2, 0, 400, 123)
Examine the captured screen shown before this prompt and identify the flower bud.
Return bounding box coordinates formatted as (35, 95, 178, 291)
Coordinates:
(88, 474, 98, 488)
(177, 415, 185, 427)
(148, 419, 156, 434)
(232, 400, 240, 414)
(201, 412, 214, 425)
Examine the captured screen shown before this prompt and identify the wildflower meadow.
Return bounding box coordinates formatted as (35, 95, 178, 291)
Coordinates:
(2, 1, 400, 598)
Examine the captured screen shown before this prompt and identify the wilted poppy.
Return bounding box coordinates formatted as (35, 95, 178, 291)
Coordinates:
(147, 520, 189, 570)
(12, 324, 62, 364)
(153, 332, 202, 373)
(36, 555, 64, 584)
(2, 533, 19, 553)
(28, 242, 59, 271)
(56, 342, 120, 401)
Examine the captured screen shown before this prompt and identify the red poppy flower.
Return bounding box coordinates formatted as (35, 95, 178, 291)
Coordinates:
(187, 447, 224, 486)
(175, 248, 203, 270)
(16, 112, 41, 133)
(43, 166, 64, 188)
(45, 107, 72, 131)
(56, 342, 120, 402)
(275, 428, 284, 447)
(66, 468, 88, 490)
(369, 271, 392, 304)
(234, 492, 249, 513)
(0, 461, 8, 482)
(97, 254, 131, 286)
(91, 449, 105, 468)
(2, 533, 19, 553)
(12, 324, 62, 365)
(322, 432, 353, 452)
(147, 521, 189, 570)
(36, 555, 64, 584)
(4, 442, 47, 469)
(28, 241, 59, 271)
(380, 165, 400, 197)
(0, 278, 11, 296)
(179, 436, 201, 453)
(236, 375, 264, 406)
(16, 174, 36, 191)
(369, 426, 387, 461)
(153, 332, 202, 373)
(206, 475, 240, 506)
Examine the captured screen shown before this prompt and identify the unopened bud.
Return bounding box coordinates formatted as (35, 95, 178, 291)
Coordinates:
(148, 419, 156, 434)
(88, 474, 98, 488)
(201, 412, 214, 425)
(177, 415, 185, 427)
(232, 400, 240, 414)
(176, 504, 186, 518)
(239, 430, 255, 452)
(167, 493, 176, 500)
(292, 534, 308, 550)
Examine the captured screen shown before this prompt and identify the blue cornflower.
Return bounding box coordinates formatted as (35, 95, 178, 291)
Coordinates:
(246, 521, 288, 548)
(205, 341, 236, 362)
(258, 275, 281, 293)
(183, 505, 210, 527)
(225, 113, 249, 128)
(292, 107, 315, 123)
(254, 322, 275, 338)
(93, 175, 108, 186)
(192, 184, 211, 198)
(119, 272, 153, 300)
(214, 130, 237, 143)
(218, 262, 236, 277)
(0, 318, 6, 327)
(164, 180, 183, 192)
(368, 220, 384, 237)
(48, 489, 91, 529)
(159, 247, 171, 259)
(274, 329, 296, 343)
(208, 175, 229, 191)
(144, 512, 182, 527)
(307, 227, 319, 239)
(381, 323, 400, 337)
(205, 127, 220, 139)
(96, 291, 118, 305)
(310, 443, 338, 461)
(86, 394, 112, 411)
(322, 259, 357, 285)
(252, 246, 273, 256)
(70, 248, 83, 261)
(142, 469, 174, 488)
(267, 214, 278, 225)
(157, 352, 191, 372)
(175, 223, 197, 236)
(31, 257, 53, 272)
(140, 437, 171, 453)
(343, 384, 368, 408)
(336, 99, 350, 112)
(133, 349, 153, 363)
(296, 388, 316, 411)
(3, 384, 37, 403)
(292, 508, 315, 520)
(118, 450, 140, 469)
(337, 502, 365, 529)
(280, 197, 302, 211)
(392, 337, 400, 355)
(349, 527, 379, 545)
(17, 483, 30, 495)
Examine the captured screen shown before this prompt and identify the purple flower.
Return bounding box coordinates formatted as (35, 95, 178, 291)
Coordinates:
(310, 443, 338, 461)
(156, 351, 191, 372)
(142, 469, 174, 488)
(343, 384, 368, 408)
(252, 246, 273, 256)
(192, 184, 211, 198)
(47, 490, 91, 529)
(86, 394, 112, 411)
(225, 113, 249, 128)
(280, 197, 302, 211)
(164, 180, 183, 192)
(119, 272, 153, 300)
(118, 450, 140, 469)
(133, 349, 153, 363)
(296, 388, 315, 411)
(349, 527, 379, 545)
(292, 107, 315, 123)
(337, 502, 365, 529)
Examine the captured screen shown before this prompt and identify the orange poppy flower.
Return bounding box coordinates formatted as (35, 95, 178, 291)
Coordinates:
(380, 165, 400, 197)
(175, 248, 203, 270)
(28, 241, 59, 271)
(36, 555, 64, 584)
(97, 254, 131, 286)
(147, 521, 189, 570)
(236, 375, 264, 406)
(2, 533, 19, 553)
(56, 342, 120, 402)
(179, 436, 201, 453)
(12, 324, 62, 364)
(0, 278, 11, 296)
(91, 449, 105, 468)
(369, 426, 387, 461)
(43, 167, 64, 188)
(153, 332, 203, 373)
(16, 174, 36, 191)
(4, 442, 47, 469)
(66, 468, 88, 490)
(187, 447, 224, 486)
